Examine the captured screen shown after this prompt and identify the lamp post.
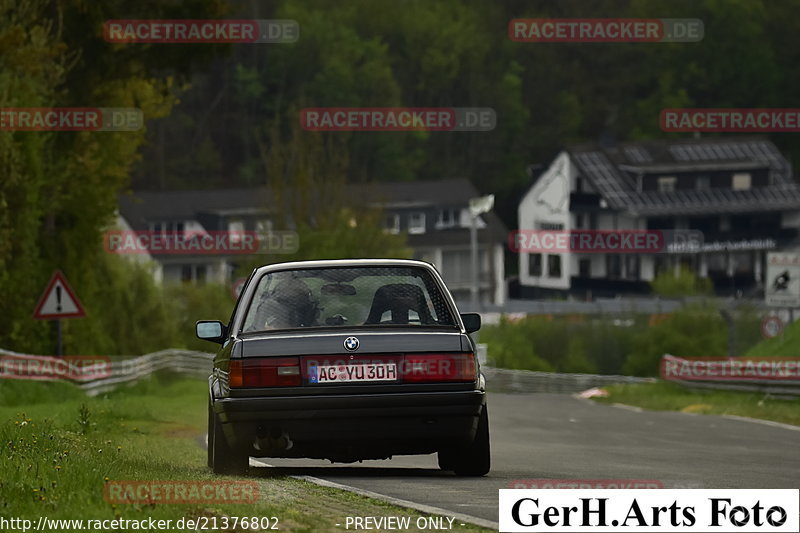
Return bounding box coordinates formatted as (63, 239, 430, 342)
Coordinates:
(468, 194, 495, 311)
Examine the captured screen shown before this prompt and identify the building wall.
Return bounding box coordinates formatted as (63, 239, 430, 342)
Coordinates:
(416, 243, 505, 307)
(518, 151, 574, 290)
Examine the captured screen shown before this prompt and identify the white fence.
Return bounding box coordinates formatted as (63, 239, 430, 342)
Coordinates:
(2, 347, 797, 397)
(482, 366, 655, 394)
(0, 348, 213, 396)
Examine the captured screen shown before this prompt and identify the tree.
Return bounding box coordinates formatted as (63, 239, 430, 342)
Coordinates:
(236, 117, 411, 276)
(0, 0, 223, 354)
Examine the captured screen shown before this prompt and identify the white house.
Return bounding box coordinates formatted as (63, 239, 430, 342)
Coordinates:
(518, 137, 800, 298)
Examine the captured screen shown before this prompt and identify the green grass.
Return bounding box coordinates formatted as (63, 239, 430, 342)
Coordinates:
(593, 381, 800, 426)
(0, 372, 492, 532)
(745, 317, 800, 357)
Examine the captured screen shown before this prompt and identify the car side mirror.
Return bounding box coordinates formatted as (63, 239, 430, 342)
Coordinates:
(196, 320, 226, 344)
(461, 313, 481, 334)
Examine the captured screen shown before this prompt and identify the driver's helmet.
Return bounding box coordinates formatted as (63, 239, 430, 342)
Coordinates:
(258, 277, 319, 329)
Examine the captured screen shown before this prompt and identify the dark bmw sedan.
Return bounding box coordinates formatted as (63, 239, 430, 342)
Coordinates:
(196, 259, 489, 476)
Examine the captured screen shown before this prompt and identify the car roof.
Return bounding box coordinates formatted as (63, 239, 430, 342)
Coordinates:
(253, 258, 436, 275)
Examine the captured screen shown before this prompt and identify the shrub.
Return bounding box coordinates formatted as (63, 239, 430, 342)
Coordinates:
(622, 304, 727, 376)
(481, 314, 638, 374)
(650, 265, 713, 297)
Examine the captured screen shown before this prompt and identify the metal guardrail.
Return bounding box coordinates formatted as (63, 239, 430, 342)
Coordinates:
(85, 350, 214, 396)
(473, 296, 768, 317)
(482, 366, 655, 394)
(5, 347, 796, 397)
(0, 348, 213, 396)
(2, 345, 648, 396)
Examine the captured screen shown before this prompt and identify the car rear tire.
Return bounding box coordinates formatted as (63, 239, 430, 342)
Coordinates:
(440, 406, 490, 477)
(209, 404, 248, 475)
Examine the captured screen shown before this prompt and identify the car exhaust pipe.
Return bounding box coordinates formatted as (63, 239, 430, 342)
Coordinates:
(254, 427, 293, 453)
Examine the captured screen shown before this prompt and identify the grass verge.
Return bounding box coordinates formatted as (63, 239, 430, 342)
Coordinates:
(0, 372, 492, 532)
(592, 381, 800, 426)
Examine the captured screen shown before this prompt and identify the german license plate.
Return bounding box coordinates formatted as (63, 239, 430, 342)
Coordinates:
(310, 363, 398, 383)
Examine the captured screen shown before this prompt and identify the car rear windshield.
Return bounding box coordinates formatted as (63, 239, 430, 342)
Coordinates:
(241, 266, 456, 333)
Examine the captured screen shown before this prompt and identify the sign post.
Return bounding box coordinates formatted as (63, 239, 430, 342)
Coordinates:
(468, 194, 495, 311)
(32, 270, 87, 356)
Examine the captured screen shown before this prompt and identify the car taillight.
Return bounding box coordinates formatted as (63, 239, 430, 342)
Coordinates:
(228, 357, 301, 388)
(401, 353, 476, 383)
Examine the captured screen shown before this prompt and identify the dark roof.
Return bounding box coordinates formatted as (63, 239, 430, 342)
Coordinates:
(348, 178, 486, 207)
(118, 179, 507, 241)
(567, 137, 800, 216)
(118, 188, 274, 228)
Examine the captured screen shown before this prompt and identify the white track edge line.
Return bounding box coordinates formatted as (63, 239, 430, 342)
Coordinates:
(573, 398, 800, 431)
(721, 414, 800, 432)
(251, 458, 499, 530)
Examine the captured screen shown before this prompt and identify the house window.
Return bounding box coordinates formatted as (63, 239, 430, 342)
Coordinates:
(732, 172, 751, 191)
(255, 219, 273, 238)
(195, 265, 207, 285)
(408, 212, 426, 234)
(528, 254, 542, 277)
(538, 221, 564, 230)
(180, 264, 208, 284)
(149, 221, 184, 234)
(383, 213, 400, 234)
(228, 219, 245, 242)
(578, 258, 591, 277)
(731, 252, 754, 275)
(575, 214, 597, 230)
(625, 255, 641, 279)
(658, 176, 677, 193)
(441, 249, 486, 284)
(547, 254, 562, 278)
(696, 176, 710, 191)
(436, 208, 461, 228)
(654, 256, 670, 277)
(707, 253, 726, 276)
(606, 255, 622, 279)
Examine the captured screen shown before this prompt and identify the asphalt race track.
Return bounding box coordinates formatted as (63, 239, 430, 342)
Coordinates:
(249, 392, 800, 526)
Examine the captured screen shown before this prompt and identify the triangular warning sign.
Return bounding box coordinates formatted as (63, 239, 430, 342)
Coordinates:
(32, 270, 86, 319)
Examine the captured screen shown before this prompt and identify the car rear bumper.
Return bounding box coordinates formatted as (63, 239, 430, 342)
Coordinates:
(213, 390, 485, 459)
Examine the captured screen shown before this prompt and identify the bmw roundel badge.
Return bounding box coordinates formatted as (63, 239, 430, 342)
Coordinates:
(343, 336, 360, 351)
